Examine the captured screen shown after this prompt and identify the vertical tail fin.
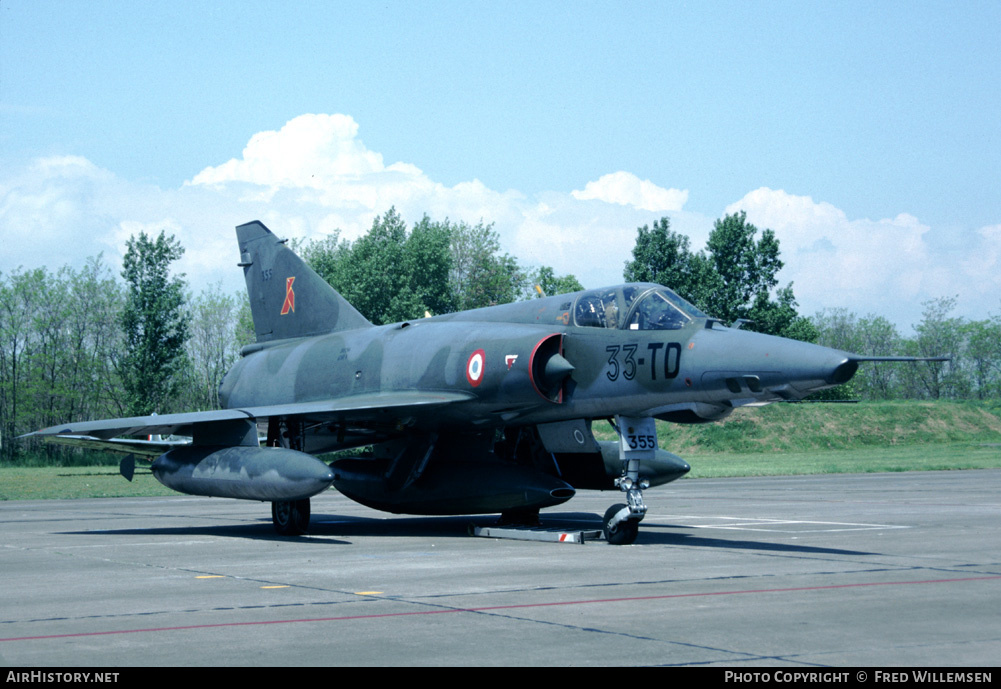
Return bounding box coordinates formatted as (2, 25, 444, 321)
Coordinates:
(236, 221, 372, 342)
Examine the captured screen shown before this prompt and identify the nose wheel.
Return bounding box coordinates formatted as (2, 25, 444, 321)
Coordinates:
(603, 502, 640, 545)
(602, 484, 648, 545)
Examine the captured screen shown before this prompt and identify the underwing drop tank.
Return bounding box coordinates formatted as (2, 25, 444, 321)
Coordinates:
(152, 446, 335, 501)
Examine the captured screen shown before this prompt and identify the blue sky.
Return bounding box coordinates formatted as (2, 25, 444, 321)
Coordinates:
(2, 1, 999, 331)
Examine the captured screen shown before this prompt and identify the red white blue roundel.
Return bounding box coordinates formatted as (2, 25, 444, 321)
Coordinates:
(466, 349, 486, 387)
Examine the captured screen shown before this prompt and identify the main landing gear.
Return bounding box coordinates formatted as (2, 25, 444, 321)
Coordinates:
(602, 415, 654, 545)
(268, 417, 312, 536)
(272, 498, 311, 536)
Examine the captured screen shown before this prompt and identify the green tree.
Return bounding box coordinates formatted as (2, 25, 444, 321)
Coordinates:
(747, 285, 817, 342)
(704, 211, 784, 328)
(856, 314, 904, 399)
(964, 316, 1001, 400)
(449, 220, 524, 310)
(623, 217, 719, 308)
(900, 297, 965, 399)
(528, 266, 584, 298)
(118, 231, 189, 416)
(303, 211, 525, 322)
(62, 257, 125, 418)
(405, 215, 456, 316)
(339, 208, 415, 323)
(234, 292, 256, 351)
(0, 268, 46, 459)
(1, 260, 125, 461)
(183, 283, 240, 410)
(623, 213, 806, 337)
(301, 209, 456, 324)
(23, 268, 70, 431)
(298, 231, 349, 291)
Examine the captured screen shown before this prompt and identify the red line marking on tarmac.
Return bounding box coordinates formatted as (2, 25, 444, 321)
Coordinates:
(4, 575, 1000, 643)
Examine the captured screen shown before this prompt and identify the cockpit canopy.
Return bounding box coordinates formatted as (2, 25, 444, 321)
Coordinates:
(573, 285, 707, 330)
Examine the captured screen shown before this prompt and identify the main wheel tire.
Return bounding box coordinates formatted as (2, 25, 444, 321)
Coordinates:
(603, 503, 639, 545)
(272, 499, 310, 536)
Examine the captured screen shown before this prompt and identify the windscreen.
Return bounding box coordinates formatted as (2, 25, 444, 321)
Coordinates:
(625, 288, 706, 330)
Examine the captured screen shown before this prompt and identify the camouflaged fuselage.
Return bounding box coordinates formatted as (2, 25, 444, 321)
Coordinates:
(220, 281, 856, 447)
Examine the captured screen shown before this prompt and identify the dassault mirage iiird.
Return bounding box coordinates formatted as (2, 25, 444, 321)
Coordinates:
(25, 221, 945, 544)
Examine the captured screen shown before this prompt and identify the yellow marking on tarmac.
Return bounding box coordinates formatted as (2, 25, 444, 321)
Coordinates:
(355, 591, 383, 596)
(261, 585, 290, 589)
(196, 575, 226, 579)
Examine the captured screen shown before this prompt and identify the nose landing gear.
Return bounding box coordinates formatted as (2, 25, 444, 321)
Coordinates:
(603, 416, 656, 545)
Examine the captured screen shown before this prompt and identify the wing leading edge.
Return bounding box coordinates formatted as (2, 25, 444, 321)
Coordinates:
(22, 391, 475, 446)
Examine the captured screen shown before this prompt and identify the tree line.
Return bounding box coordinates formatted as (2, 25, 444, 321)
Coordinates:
(2, 209, 998, 462)
(295, 208, 582, 324)
(621, 212, 1001, 401)
(810, 299, 1001, 401)
(0, 245, 253, 462)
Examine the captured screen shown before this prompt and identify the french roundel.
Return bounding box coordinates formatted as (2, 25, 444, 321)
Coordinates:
(466, 349, 486, 387)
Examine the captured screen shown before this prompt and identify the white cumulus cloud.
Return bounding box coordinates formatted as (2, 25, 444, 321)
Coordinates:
(4, 114, 999, 330)
(190, 114, 385, 190)
(724, 188, 999, 327)
(571, 171, 688, 212)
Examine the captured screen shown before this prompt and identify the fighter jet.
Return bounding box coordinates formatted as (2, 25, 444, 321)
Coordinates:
(24, 221, 946, 544)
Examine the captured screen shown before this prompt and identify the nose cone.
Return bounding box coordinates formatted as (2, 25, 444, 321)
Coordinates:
(828, 358, 859, 386)
(760, 337, 859, 399)
(692, 327, 860, 402)
(788, 341, 859, 396)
